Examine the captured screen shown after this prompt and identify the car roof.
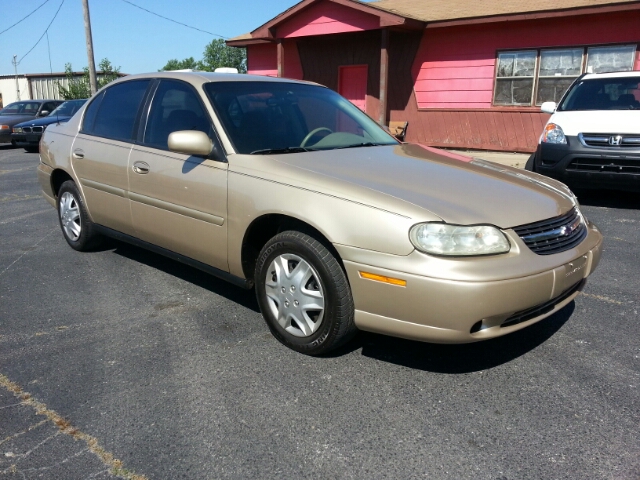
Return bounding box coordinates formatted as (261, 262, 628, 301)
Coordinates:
(582, 71, 640, 80)
(107, 71, 321, 89)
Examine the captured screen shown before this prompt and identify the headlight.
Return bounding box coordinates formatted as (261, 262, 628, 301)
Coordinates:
(410, 223, 511, 256)
(541, 123, 566, 144)
(13, 127, 23, 133)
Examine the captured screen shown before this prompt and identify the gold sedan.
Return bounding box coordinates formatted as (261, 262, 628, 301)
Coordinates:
(37, 72, 602, 355)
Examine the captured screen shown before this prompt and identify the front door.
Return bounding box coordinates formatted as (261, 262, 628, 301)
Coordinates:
(338, 65, 368, 112)
(128, 79, 229, 271)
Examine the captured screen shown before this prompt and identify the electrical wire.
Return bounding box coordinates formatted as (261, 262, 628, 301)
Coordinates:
(17, 0, 65, 65)
(120, 0, 226, 39)
(0, 0, 51, 36)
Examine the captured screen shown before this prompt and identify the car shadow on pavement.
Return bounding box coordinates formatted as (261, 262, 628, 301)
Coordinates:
(575, 189, 640, 209)
(333, 303, 574, 372)
(107, 239, 260, 313)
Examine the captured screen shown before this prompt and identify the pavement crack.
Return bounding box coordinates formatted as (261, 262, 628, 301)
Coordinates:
(0, 227, 57, 278)
(0, 373, 148, 480)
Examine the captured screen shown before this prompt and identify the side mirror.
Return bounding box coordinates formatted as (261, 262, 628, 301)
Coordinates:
(540, 102, 556, 114)
(39, 110, 50, 117)
(168, 130, 213, 157)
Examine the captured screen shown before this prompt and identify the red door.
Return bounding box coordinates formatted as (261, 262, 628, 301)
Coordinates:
(338, 65, 368, 112)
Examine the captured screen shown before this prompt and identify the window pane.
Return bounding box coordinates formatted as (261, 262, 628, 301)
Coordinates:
(92, 80, 150, 141)
(144, 80, 211, 150)
(587, 45, 636, 73)
(497, 51, 536, 78)
(536, 77, 576, 104)
(539, 49, 583, 76)
(494, 78, 534, 105)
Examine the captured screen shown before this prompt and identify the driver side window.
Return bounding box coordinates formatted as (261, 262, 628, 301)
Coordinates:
(143, 80, 212, 150)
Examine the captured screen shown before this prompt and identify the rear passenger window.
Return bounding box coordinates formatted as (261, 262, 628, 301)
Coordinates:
(86, 80, 150, 141)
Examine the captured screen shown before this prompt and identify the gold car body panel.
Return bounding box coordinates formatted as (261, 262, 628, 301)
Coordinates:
(128, 145, 228, 270)
(71, 134, 135, 236)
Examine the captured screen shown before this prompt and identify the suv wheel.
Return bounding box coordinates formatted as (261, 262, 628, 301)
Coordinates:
(255, 231, 356, 355)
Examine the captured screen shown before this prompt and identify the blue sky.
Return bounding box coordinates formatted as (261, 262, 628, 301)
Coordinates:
(2, 0, 301, 76)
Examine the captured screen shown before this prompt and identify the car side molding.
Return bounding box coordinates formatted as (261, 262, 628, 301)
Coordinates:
(93, 225, 253, 290)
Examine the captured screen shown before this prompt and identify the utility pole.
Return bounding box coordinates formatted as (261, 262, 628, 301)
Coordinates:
(81, 0, 98, 95)
(12, 55, 20, 100)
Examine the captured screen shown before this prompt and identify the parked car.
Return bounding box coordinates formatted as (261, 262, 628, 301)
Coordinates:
(526, 71, 640, 191)
(11, 99, 87, 152)
(37, 72, 602, 355)
(0, 99, 63, 144)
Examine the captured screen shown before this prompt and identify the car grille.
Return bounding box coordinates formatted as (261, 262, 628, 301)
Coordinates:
(579, 133, 640, 148)
(500, 279, 584, 329)
(512, 207, 586, 255)
(22, 126, 44, 134)
(567, 157, 640, 174)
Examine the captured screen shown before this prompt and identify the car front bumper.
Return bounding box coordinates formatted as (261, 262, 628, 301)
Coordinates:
(337, 221, 603, 343)
(11, 131, 42, 147)
(535, 137, 640, 191)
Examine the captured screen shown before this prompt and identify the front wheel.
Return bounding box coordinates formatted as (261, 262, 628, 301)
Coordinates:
(255, 231, 356, 355)
(57, 180, 103, 251)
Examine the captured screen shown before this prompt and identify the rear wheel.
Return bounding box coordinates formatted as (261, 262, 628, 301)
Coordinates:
(255, 231, 356, 355)
(57, 180, 103, 251)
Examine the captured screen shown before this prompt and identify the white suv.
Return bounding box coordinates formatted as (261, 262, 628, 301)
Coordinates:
(526, 71, 640, 192)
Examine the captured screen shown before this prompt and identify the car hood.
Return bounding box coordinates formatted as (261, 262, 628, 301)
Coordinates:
(265, 144, 575, 228)
(14, 115, 71, 128)
(0, 114, 37, 126)
(549, 110, 639, 136)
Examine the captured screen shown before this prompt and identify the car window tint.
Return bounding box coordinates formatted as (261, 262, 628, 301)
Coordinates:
(81, 92, 105, 134)
(91, 80, 150, 141)
(143, 79, 211, 150)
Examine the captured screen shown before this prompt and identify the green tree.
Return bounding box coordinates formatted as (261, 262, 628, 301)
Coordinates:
(160, 57, 203, 71)
(159, 40, 246, 73)
(57, 58, 121, 100)
(201, 39, 246, 73)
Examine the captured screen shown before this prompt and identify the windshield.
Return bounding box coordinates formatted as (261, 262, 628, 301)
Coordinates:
(0, 101, 41, 115)
(204, 81, 398, 154)
(559, 76, 640, 111)
(50, 99, 86, 117)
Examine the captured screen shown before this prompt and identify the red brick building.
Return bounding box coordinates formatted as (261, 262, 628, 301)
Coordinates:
(228, 0, 640, 152)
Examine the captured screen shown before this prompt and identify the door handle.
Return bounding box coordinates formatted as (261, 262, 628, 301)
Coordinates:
(132, 161, 150, 174)
(72, 149, 84, 159)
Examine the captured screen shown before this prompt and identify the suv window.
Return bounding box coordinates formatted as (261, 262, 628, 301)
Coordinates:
(560, 76, 640, 111)
(143, 79, 211, 150)
(84, 80, 151, 141)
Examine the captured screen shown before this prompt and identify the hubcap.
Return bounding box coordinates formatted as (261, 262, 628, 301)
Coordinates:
(264, 253, 325, 338)
(59, 192, 81, 241)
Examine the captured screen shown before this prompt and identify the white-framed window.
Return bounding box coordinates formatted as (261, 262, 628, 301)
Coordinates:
(493, 44, 637, 106)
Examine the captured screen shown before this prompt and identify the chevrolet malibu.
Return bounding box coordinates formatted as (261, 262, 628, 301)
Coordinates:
(37, 72, 603, 355)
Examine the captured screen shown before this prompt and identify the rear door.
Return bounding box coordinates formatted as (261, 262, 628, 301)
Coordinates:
(71, 79, 151, 236)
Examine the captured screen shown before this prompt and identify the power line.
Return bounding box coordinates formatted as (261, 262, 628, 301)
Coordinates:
(0, 0, 51, 36)
(120, 0, 227, 39)
(17, 0, 65, 65)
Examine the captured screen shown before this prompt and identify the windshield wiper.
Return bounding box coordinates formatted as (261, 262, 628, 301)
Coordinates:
(250, 146, 309, 155)
(333, 142, 383, 150)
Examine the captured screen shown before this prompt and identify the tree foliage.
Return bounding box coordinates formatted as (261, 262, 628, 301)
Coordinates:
(57, 58, 121, 100)
(160, 39, 246, 73)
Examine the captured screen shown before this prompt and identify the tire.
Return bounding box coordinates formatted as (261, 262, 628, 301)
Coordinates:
(57, 180, 103, 251)
(255, 231, 356, 355)
(24, 146, 39, 153)
(524, 152, 537, 172)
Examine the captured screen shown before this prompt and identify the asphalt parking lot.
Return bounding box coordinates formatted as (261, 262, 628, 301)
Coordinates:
(1, 146, 639, 480)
